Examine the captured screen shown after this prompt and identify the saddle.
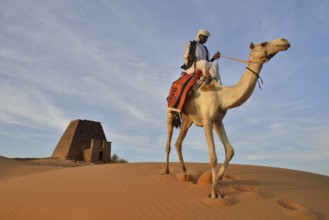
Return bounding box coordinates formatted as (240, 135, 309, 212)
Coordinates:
(167, 71, 207, 112)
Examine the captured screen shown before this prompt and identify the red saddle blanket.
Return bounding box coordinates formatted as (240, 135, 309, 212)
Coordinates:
(167, 71, 202, 112)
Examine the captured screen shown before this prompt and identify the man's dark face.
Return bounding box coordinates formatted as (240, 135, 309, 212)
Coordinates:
(199, 35, 208, 44)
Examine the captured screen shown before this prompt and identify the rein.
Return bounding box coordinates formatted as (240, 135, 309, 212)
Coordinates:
(221, 43, 270, 64)
(221, 54, 267, 89)
(221, 55, 268, 64)
(220, 55, 249, 64)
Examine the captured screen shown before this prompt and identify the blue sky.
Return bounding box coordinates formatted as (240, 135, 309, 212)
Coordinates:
(1, 0, 328, 176)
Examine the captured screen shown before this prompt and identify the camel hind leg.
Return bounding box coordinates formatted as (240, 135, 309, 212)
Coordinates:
(213, 122, 235, 181)
(164, 111, 174, 174)
(175, 113, 192, 174)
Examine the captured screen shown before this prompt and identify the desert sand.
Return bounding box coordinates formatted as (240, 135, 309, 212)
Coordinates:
(0, 156, 328, 220)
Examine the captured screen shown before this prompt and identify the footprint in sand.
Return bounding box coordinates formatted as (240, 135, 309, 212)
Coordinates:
(176, 172, 200, 183)
(225, 174, 245, 180)
(277, 198, 322, 220)
(197, 172, 249, 184)
(202, 196, 237, 207)
(197, 171, 212, 184)
(234, 185, 275, 199)
(196, 172, 323, 219)
(234, 185, 257, 192)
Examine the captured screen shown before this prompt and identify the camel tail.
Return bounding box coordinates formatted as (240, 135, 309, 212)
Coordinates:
(172, 112, 181, 129)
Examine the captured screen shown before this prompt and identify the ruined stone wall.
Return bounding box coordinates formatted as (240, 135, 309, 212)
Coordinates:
(83, 149, 92, 163)
(102, 141, 111, 163)
(90, 139, 111, 163)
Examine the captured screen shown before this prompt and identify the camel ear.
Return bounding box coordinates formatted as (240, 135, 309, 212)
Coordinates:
(250, 42, 255, 49)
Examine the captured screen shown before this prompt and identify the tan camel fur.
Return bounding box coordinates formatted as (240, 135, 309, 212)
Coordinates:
(164, 38, 290, 199)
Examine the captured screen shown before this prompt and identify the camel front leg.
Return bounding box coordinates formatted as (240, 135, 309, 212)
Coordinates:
(175, 114, 192, 174)
(204, 120, 220, 199)
(164, 112, 174, 174)
(214, 122, 235, 181)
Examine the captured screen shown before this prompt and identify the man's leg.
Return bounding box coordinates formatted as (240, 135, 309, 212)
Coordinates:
(208, 62, 219, 82)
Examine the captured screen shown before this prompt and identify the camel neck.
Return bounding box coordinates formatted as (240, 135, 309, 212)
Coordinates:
(247, 61, 263, 75)
(221, 62, 263, 110)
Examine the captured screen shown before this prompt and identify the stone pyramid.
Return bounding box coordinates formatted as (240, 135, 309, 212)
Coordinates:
(51, 119, 111, 163)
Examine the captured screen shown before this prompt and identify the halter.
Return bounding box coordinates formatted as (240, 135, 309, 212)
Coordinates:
(246, 67, 263, 89)
(248, 44, 270, 64)
(221, 45, 270, 89)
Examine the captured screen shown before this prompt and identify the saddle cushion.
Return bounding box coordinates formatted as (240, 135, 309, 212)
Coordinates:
(167, 71, 202, 112)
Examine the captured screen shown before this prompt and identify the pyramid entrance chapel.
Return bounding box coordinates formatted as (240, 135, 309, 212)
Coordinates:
(51, 119, 111, 163)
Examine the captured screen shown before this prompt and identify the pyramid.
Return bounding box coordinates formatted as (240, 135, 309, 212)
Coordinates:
(51, 119, 111, 163)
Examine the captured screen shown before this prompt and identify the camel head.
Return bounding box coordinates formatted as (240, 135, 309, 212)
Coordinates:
(249, 38, 290, 63)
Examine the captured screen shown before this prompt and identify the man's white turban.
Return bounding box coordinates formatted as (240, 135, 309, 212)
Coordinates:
(195, 29, 210, 42)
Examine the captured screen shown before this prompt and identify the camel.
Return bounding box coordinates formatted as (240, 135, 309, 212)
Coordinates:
(164, 38, 290, 199)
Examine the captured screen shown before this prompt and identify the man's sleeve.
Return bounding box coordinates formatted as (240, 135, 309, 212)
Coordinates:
(182, 41, 191, 65)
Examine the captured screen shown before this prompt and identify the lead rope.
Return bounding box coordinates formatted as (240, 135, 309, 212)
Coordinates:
(221, 55, 249, 64)
(221, 55, 266, 89)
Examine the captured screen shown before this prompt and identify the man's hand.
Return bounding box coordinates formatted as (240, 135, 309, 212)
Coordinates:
(213, 51, 221, 60)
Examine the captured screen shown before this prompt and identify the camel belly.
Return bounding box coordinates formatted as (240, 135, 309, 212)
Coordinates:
(192, 118, 204, 127)
(189, 111, 226, 127)
(183, 88, 226, 127)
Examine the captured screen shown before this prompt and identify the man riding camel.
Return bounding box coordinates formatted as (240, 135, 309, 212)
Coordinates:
(167, 29, 221, 114)
(181, 28, 221, 84)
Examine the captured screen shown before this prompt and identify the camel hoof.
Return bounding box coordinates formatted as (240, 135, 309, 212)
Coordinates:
(209, 188, 223, 199)
(209, 193, 223, 199)
(162, 169, 170, 175)
(177, 173, 193, 182)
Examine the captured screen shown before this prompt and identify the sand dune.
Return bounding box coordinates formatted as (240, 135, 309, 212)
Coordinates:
(0, 157, 328, 220)
(0, 156, 67, 180)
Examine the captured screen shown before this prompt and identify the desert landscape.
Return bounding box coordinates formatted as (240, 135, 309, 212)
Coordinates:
(0, 156, 328, 220)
